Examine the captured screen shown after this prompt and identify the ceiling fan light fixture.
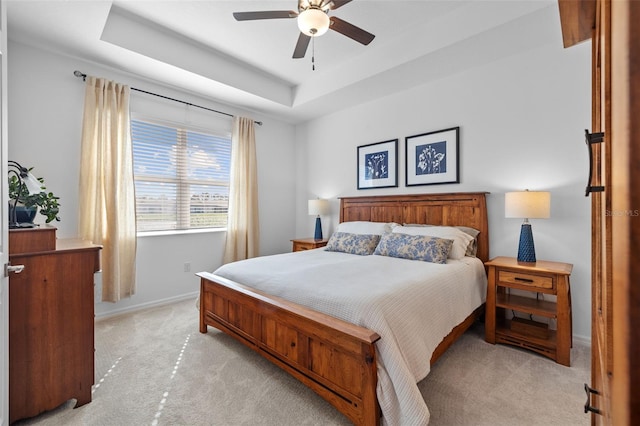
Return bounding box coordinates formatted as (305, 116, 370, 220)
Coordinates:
(297, 8, 329, 37)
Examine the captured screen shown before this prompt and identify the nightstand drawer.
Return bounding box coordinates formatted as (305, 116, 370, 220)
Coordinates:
(295, 241, 317, 251)
(498, 270, 553, 289)
(291, 238, 328, 252)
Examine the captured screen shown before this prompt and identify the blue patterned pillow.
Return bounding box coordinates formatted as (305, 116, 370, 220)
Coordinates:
(325, 232, 381, 256)
(373, 232, 453, 264)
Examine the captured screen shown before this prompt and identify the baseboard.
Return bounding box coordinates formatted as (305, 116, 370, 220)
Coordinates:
(573, 334, 591, 348)
(93, 291, 595, 351)
(94, 291, 199, 321)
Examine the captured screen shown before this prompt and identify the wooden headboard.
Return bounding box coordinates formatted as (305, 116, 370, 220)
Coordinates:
(339, 192, 490, 263)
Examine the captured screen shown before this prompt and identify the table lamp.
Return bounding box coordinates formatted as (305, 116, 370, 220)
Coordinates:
(8, 160, 43, 228)
(308, 199, 329, 240)
(505, 190, 550, 263)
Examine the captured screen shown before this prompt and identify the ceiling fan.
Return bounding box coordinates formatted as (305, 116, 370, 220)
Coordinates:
(233, 0, 375, 59)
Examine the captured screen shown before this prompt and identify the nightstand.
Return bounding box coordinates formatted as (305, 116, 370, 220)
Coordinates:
(291, 238, 328, 252)
(485, 256, 573, 366)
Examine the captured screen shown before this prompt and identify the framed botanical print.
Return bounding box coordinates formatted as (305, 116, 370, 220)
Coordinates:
(357, 139, 398, 190)
(405, 127, 459, 186)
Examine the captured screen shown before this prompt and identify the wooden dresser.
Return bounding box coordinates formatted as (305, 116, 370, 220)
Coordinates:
(8, 227, 101, 424)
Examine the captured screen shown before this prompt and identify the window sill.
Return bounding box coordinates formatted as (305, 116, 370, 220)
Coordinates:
(137, 227, 226, 238)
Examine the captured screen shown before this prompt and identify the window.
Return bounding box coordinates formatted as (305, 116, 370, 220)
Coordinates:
(131, 119, 231, 232)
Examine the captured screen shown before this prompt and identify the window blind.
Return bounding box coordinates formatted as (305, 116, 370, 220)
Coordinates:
(131, 119, 231, 232)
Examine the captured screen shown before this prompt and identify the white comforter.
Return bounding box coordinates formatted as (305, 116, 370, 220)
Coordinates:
(213, 249, 487, 425)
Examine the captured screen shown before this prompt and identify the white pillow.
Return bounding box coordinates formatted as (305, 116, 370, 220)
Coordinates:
(336, 221, 398, 235)
(403, 224, 480, 256)
(392, 225, 475, 260)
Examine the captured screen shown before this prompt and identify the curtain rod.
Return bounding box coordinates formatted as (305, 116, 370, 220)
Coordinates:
(73, 71, 262, 126)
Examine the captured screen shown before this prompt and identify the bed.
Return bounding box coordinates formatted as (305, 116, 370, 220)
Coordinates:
(198, 192, 489, 425)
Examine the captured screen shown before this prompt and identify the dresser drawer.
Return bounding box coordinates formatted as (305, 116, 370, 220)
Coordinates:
(498, 270, 554, 290)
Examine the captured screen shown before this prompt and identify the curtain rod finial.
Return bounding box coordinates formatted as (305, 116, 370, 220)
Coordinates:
(73, 70, 87, 81)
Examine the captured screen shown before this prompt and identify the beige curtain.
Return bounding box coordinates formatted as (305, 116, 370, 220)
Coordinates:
(78, 76, 137, 302)
(223, 116, 259, 263)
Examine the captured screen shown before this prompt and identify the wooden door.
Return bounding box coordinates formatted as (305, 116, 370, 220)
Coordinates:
(590, 0, 612, 422)
(609, 1, 640, 424)
(559, 0, 639, 424)
(589, 0, 640, 423)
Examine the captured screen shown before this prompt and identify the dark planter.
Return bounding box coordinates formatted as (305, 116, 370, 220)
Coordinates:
(9, 203, 37, 225)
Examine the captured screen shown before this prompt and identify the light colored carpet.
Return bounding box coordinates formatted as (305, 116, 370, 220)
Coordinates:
(15, 299, 590, 425)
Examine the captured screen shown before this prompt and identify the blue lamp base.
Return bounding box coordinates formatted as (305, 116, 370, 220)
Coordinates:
(517, 223, 536, 263)
(314, 216, 323, 240)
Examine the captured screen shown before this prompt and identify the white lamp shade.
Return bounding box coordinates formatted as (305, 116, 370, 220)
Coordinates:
(297, 8, 330, 37)
(505, 191, 551, 219)
(23, 172, 43, 195)
(308, 199, 329, 216)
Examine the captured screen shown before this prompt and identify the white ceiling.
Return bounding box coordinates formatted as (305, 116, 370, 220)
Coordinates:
(6, 0, 558, 124)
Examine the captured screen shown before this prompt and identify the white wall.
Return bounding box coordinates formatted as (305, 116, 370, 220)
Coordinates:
(8, 26, 593, 340)
(8, 41, 297, 317)
(295, 37, 592, 340)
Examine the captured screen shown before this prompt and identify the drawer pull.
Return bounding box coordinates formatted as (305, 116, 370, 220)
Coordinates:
(585, 129, 605, 196)
(584, 383, 602, 415)
(498, 270, 553, 289)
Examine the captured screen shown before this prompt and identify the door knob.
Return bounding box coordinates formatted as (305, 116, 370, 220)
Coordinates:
(5, 263, 25, 276)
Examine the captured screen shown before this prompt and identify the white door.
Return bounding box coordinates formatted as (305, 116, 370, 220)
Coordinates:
(0, 0, 8, 423)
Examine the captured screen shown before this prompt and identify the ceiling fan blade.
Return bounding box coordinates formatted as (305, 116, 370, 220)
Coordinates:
(293, 33, 311, 58)
(233, 11, 297, 21)
(325, 0, 353, 10)
(329, 16, 375, 45)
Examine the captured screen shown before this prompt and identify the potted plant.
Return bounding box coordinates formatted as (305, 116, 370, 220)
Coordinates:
(8, 164, 60, 225)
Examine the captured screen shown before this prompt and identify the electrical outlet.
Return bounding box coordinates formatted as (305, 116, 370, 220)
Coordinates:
(183, 262, 191, 272)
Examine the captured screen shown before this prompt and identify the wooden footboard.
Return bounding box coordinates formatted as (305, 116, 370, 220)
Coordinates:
(199, 271, 485, 425)
(198, 272, 382, 425)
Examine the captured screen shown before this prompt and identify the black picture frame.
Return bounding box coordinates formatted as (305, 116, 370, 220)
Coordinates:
(357, 139, 398, 190)
(405, 127, 460, 186)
